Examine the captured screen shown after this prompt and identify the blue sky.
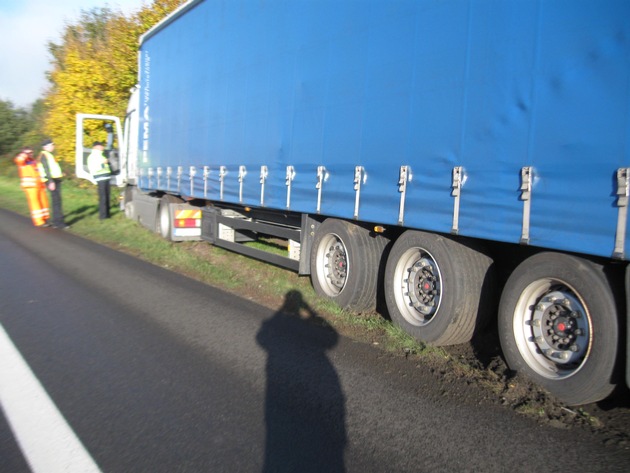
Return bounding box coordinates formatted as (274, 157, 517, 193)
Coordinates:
(0, 0, 147, 108)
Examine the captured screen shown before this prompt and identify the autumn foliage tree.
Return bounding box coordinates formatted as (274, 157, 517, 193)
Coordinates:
(43, 0, 185, 168)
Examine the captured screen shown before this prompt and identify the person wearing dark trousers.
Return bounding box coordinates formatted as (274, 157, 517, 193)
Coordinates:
(38, 138, 69, 229)
(87, 141, 112, 219)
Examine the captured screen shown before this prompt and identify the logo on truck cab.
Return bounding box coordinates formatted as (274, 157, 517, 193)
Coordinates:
(142, 51, 151, 163)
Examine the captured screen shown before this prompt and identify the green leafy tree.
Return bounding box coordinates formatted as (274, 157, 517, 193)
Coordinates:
(21, 99, 47, 149)
(0, 99, 33, 156)
(0, 99, 42, 176)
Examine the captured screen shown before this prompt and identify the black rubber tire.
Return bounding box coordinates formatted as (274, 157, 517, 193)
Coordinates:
(157, 194, 183, 240)
(123, 186, 136, 221)
(124, 201, 137, 221)
(310, 219, 387, 312)
(498, 252, 618, 405)
(384, 230, 494, 346)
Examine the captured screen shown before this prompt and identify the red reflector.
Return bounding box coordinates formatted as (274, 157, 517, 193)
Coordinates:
(175, 218, 199, 228)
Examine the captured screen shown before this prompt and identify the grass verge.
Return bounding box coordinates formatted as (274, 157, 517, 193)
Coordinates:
(0, 175, 428, 356)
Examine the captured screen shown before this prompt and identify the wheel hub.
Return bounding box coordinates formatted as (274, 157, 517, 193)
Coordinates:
(406, 258, 440, 317)
(326, 243, 347, 288)
(531, 291, 588, 365)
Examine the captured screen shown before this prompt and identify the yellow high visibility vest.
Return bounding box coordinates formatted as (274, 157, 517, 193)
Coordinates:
(87, 150, 112, 180)
(39, 150, 63, 180)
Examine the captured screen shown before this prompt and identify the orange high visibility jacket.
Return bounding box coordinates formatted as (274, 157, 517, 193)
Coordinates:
(14, 155, 45, 188)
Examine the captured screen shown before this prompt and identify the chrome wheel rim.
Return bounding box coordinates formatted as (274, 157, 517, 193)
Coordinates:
(315, 233, 348, 297)
(393, 248, 442, 327)
(512, 279, 591, 380)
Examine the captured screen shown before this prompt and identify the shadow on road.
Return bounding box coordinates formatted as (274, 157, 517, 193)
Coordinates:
(256, 290, 347, 473)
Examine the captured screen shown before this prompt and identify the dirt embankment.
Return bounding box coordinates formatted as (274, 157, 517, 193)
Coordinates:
(438, 331, 630, 449)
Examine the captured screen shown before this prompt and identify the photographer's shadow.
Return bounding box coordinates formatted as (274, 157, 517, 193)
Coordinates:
(256, 290, 346, 473)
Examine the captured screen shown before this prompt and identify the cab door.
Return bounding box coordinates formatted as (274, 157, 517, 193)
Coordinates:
(75, 114, 124, 185)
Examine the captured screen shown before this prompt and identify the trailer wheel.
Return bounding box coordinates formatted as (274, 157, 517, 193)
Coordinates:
(310, 219, 386, 312)
(498, 253, 618, 405)
(121, 186, 136, 220)
(157, 194, 183, 241)
(124, 201, 137, 221)
(384, 231, 493, 346)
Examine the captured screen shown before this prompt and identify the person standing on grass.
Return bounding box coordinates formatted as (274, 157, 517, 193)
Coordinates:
(87, 141, 112, 219)
(14, 147, 50, 227)
(38, 138, 69, 229)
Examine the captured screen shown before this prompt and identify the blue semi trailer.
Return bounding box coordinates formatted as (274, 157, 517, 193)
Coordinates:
(76, 0, 630, 405)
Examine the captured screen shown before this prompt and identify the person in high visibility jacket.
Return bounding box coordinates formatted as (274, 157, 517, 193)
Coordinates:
(87, 141, 112, 219)
(38, 138, 69, 229)
(14, 147, 50, 227)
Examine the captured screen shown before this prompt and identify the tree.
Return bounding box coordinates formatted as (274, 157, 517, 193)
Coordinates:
(21, 99, 47, 149)
(0, 99, 33, 156)
(42, 0, 185, 167)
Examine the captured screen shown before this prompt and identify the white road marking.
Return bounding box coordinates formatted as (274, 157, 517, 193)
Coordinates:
(0, 322, 103, 473)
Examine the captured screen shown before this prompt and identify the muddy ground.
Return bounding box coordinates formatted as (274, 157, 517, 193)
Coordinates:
(439, 329, 630, 448)
(324, 310, 629, 450)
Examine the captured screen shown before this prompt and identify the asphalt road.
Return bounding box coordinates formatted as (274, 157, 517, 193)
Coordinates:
(1, 208, 629, 472)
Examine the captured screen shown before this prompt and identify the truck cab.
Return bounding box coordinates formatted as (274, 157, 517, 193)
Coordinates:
(75, 86, 140, 187)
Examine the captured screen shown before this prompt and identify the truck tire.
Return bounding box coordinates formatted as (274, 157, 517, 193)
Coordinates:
(123, 186, 137, 221)
(310, 219, 386, 312)
(498, 252, 618, 405)
(124, 201, 137, 221)
(384, 231, 493, 346)
(157, 194, 183, 241)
